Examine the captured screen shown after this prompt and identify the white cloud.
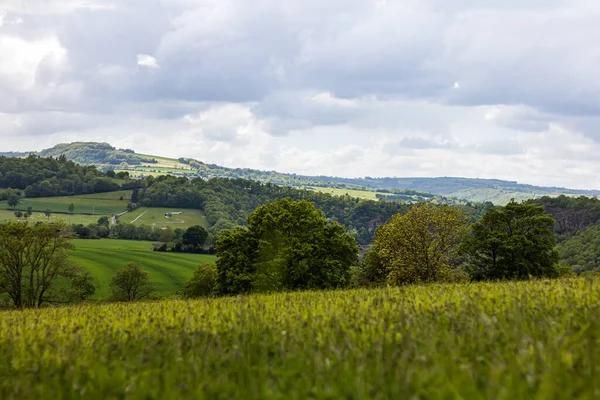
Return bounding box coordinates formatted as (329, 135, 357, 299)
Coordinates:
(0, 34, 67, 90)
(136, 54, 159, 69)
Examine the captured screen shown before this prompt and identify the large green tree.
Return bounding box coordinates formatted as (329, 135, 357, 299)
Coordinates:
(216, 198, 358, 294)
(7, 191, 20, 210)
(460, 201, 560, 280)
(372, 203, 470, 285)
(0, 221, 89, 308)
(110, 262, 157, 302)
(183, 225, 208, 252)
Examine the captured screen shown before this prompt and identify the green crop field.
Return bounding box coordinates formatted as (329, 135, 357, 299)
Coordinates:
(120, 207, 209, 228)
(137, 153, 191, 169)
(0, 209, 100, 225)
(308, 186, 386, 200)
(115, 169, 166, 178)
(2, 278, 600, 398)
(135, 166, 192, 173)
(0, 190, 132, 215)
(69, 239, 215, 299)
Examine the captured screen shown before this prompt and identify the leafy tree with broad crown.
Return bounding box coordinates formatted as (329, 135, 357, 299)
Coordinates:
(7, 192, 20, 210)
(216, 198, 358, 294)
(109, 262, 156, 302)
(460, 200, 561, 280)
(0, 221, 89, 308)
(373, 203, 470, 285)
(183, 225, 208, 252)
(97, 216, 110, 227)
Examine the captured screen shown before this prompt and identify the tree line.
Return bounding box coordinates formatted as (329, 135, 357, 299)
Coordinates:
(132, 176, 492, 245)
(0, 154, 140, 198)
(0, 198, 574, 308)
(182, 199, 568, 299)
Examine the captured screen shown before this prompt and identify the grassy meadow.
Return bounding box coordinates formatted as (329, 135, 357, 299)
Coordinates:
(0, 209, 100, 225)
(308, 186, 386, 200)
(70, 239, 215, 299)
(0, 190, 132, 215)
(119, 207, 209, 228)
(1, 278, 600, 398)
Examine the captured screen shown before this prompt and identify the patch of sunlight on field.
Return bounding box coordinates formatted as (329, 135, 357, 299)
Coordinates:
(0, 190, 132, 215)
(119, 207, 209, 228)
(0, 209, 100, 225)
(308, 186, 386, 200)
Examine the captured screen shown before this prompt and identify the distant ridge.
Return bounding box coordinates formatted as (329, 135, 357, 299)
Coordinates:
(6, 142, 600, 204)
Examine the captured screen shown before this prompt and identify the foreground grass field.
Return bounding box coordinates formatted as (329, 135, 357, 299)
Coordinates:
(120, 207, 209, 228)
(0, 190, 132, 215)
(70, 239, 215, 299)
(1, 278, 600, 399)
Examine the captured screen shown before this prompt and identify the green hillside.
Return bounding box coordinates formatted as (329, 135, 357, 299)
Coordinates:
(120, 207, 209, 228)
(70, 239, 215, 299)
(38, 142, 156, 166)
(0, 209, 100, 225)
(0, 190, 132, 215)
(23, 141, 600, 204)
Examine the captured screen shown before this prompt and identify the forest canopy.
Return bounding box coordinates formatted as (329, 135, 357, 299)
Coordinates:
(0, 154, 138, 197)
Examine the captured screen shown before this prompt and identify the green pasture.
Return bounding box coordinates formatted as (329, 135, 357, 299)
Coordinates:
(137, 154, 190, 169)
(69, 239, 215, 299)
(135, 166, 192, 173)
(308, 186, 386, 200)
(120, 207, 209, 228)
(115, 169, 166, 178)
(0, 209, 100, 225)
(0, 190, 132, 215)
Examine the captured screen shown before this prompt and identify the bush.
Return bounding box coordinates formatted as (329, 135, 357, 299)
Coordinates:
(182, 263, 217, 298)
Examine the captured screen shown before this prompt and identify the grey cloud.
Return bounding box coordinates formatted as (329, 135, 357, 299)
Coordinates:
(4, 0, 600, 188)
(7, 0, 600, 120)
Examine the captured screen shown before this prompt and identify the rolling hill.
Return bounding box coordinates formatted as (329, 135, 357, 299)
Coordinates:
(69, 239, 215, 299)
(16, 141, 600, 204)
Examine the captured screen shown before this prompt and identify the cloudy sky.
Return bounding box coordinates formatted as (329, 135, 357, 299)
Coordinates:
(1, 0, 600, 188)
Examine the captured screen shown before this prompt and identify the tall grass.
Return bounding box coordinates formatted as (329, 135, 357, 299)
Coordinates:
(1, 278, 599, 399)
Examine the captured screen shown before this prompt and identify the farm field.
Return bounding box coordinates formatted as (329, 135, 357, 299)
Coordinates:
(119, 207, 209, 228)
(137, 154, 191, 169)
(135, 166, 192, 173)
(115, 169, 166, 178)
(0, 209, 99, 225)
(69, 239, 215, 299)
(308, 186, 387, 200)
(0, 190, 132, 215)
(2, 278, 600, 398)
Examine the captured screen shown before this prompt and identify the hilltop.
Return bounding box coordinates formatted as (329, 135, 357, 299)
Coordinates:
(12, 141, 600, 204)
